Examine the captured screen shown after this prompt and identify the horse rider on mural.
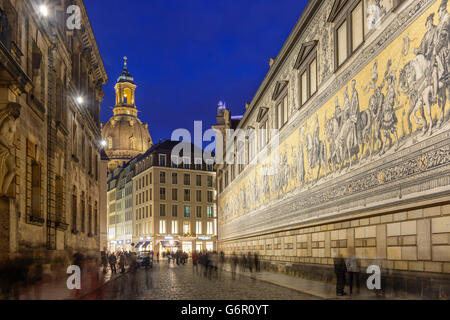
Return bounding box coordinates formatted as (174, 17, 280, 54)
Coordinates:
(432, 0, 449, 103)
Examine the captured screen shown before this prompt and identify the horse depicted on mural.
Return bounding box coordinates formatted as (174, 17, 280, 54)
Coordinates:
(306, 115, 328, 179)
(399, 4, 449, 137)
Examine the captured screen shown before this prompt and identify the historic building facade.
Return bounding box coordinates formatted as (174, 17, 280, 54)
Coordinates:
(0, 0, 107, 270)
(107, 140, 217, 253)
(215, 0, 450, 297)
(101, 58, 152, 172)
(106, 156, 136, 252)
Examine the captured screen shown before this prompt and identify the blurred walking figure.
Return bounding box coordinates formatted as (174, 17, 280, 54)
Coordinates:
(231, 252, 238, 280)
(204, 252, 210, 278)
(211, 251, 219, 279)
(219, 251, 225, 271)
(192, 251, 199, 274)
(101, 250, 108, 273)
(345, 255, 360, 296)
(254, 253, 260, 273)
(247, 252, 253, 273)
(240, 254, 247, 278)
(119, 253, 126, 273)
(182, 252, 188, 265)
(109, 253, 117, 274)
(334, 254, 347, 296)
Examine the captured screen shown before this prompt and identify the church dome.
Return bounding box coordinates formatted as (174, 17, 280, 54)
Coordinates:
(102, 115, 152, 157)
(102, 57, 152, 170)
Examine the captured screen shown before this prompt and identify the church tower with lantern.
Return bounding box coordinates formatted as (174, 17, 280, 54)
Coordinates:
(102, 57, 153, 171)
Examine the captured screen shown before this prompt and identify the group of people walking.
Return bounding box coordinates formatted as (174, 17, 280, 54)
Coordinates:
(166, 251, 189, 265)
(101, 250, 138, 274)
(229, 252, 260, 280)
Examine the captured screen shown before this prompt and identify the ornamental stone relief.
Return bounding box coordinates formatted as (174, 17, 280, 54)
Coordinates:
(0, 103, 21, 197)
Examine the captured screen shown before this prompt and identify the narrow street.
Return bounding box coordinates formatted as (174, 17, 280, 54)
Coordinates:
(82, 261, 316, 300)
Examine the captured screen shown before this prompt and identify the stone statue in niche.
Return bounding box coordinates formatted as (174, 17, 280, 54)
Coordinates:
(0, 103, 20, 197)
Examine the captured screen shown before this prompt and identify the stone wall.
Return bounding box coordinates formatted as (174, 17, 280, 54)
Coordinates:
(220, 200, 450, 298)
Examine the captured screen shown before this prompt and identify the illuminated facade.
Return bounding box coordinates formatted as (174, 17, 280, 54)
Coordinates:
(0, 0, 107, 269)
(107, 140, 217, 253)
(215, 0, 450, 297)
(101, 58, 152, 171)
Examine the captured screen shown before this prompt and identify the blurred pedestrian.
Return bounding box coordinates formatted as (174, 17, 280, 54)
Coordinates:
(101, 251, 108, 273)
(247, 252, 253, 273)
(231, 252, 238, 280)
(219, 251, 225, 272)
(192, 251, 198, 274)
(119, 253, 126, 273)
(254, 253, 260, 273)
(109, 253, 117, 274)
(334, 254, 347, 296)
(346, 255, 360, 296)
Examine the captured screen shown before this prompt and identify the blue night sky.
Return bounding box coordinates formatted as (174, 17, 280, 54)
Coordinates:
(85, 0, 308, 144)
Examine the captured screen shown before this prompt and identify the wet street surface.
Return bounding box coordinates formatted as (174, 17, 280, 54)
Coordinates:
(83, 261, 316, 300)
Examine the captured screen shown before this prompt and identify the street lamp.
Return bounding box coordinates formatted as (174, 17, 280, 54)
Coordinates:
(100, 139, 107, 148)
(76, 96, 84, 104)
(39, 4, 49, 17)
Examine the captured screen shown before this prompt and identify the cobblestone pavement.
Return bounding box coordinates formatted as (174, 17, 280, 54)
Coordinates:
(83, 261, 317, 300)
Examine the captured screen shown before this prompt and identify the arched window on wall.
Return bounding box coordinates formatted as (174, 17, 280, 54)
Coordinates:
(55, 175, 64, 222)
(72, 186, 77, 233)
(31, 161, 42, 218)
(88, 197, 92, 236)
(81, 192, 85, 233)
(88, 145, 93, 174)
(123, 88, 132, 104)
(94, 201, 98, 236)
(107, 136, 112, 149)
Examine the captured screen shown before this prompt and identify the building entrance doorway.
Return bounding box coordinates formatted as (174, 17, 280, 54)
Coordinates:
(182, 241, 192, 253)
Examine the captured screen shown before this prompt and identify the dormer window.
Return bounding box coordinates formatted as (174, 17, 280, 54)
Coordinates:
(183, 156, 191, 169)
(272, 81, 289, 129)
(294, 41, 318, 107)
(195, 158, 202, 170)
(329, 0, 365, 69)
(159, 154, 166, 166)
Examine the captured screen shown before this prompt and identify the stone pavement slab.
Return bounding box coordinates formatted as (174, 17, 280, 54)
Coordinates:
(222, 264, 402, 300)
(15, 267, 127, 300)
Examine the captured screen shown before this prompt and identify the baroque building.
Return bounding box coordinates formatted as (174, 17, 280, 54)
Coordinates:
(0, 0, 107, 273)
(101, 58, 152, 172)
(107, 140, 217, 254)
(214, 0, 450, 298)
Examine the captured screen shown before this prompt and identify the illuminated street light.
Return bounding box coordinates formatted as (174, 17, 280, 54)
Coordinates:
(100, 140, 107, 148)
(76, 96, 84, 104)
(39, 4, 49, 17)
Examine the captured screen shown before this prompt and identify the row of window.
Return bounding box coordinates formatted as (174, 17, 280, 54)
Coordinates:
(156, 220, 214, 236)
(135, 153, 214, 175)
(109, 212, 133, 226)
(135, 204, 215, 220)
(135, 172, 214, 191)
(114, 223, 133, 237)
(72, 121, 100, 181)
(136, 188, 215, 205)
(72, 191, 98, 235)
